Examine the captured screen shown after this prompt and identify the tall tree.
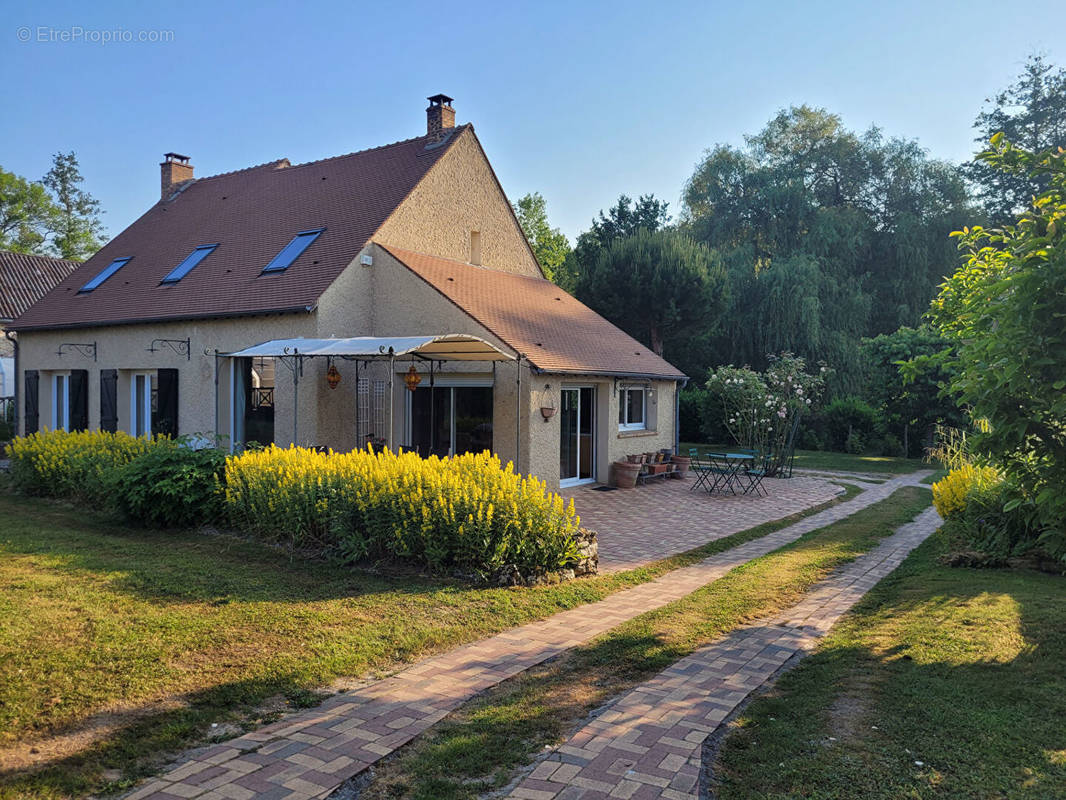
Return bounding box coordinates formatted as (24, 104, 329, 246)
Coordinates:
(42, 151, 105, 261)
(574, 228, 726, 371)
(512, 192, 570, 281)
(682, 106, 970, 390)
(968, 55, 1066, 222)
(562, 193, 671, 291)
(0, 166, 58, 254)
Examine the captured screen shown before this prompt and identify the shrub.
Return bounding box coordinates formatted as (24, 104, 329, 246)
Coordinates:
(8, 429, 162, 507)
(224, 446, 581, 577)
(821, 396, 881, 452)
(932, 464, 1003, 520)
(113, 443, 227, 528)
(844, 430, 865, 455)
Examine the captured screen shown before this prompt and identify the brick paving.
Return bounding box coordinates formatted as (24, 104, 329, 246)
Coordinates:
(125, 472, 930, 800)
(564, 474, 845, 573)
(506, 504, 941, 800)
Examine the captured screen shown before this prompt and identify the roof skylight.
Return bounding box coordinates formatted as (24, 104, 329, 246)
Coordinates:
(161, 244, 218, 284)
(79, 257, 132, 293)
(261, 228, 324, 274)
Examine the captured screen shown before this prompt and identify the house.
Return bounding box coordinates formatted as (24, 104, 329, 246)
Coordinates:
(9, 96, 685, 488)
(1, 250, 78, 399)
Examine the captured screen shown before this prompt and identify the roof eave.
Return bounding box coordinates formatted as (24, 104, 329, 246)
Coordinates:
(9, 304, 317, 333)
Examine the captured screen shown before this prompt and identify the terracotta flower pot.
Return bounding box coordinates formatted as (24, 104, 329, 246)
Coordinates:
(670, 455, 691, 478)
(612, 460, 641, 488)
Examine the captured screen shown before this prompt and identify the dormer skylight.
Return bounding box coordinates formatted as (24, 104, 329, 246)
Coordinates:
(79, 257, 132, 293)
(161, 244, 218, 284)
(261, 228, 324, 274)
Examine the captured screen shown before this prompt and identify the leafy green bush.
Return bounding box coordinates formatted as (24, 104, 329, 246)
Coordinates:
(225, 446, 581, 577)
(821, 396, 881, 452)
(8, 429, 162, 507)
(113, 444, 227, 528)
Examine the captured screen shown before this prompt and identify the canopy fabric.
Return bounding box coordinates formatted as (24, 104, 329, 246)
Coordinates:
(224, 334, 515, 361)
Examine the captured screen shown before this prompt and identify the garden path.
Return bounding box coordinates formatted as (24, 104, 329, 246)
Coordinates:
(505, 504, 940, 800)
(125, 472, 931, 800)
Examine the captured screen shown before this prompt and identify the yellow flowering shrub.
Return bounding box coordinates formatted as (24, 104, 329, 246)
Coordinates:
(9, 429, 165, 506)
(932, 464, 1002, 520)
(225, 446, 581, 576)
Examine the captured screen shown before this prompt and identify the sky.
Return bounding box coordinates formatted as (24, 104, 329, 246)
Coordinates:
(3, 0, 1065, 243)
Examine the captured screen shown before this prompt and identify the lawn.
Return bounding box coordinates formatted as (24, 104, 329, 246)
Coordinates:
(682, 442, 929, 475)
(713, 526, 1066, 798)
(0, 485, 857, 799)
(358, 487, 931, 800)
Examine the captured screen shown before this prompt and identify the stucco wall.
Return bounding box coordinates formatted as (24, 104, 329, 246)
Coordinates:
(374, 128, 542, 278)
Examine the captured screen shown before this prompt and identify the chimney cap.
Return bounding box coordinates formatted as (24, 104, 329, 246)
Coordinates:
(163, 152, 191, 163)
(427, 94, 454, 107)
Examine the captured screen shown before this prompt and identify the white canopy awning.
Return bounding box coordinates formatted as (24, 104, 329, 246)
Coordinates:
(224, 334, 515, 361)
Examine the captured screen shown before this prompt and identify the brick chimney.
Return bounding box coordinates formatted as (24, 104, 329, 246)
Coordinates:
(426, 94, 455, 141)
(160, 153, 193, 200)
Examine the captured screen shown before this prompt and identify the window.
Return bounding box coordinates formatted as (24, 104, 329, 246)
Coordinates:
(261, 228, 324, 273)
(131, 372, 156, 437)
(52, 374, 70, 431)
(469, 230, 481, 266)
(79, 257, 131, 292)
(161, 244, 217, 284)
(618, 387, 646, 430)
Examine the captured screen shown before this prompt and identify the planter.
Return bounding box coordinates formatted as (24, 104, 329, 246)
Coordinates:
(669, 455, 691, 478)
(626, 454, 644, 464)
(647, 463, 670, 475)
(612, 460, 641, 488)
(539, 406, 556, 421)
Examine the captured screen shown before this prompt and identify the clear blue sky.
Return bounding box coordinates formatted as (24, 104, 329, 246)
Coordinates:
(3, 0, 1064, 243)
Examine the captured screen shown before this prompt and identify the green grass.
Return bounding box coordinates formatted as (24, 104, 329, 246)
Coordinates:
(358, 487, 931, 800)
(0, 484, 860, 799)
(682, 442, 930, 475)
(713, 526, 1066, 799)
(921, 467, 948, 484)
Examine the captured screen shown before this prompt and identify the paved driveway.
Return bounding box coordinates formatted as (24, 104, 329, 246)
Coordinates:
(562, 473, 844, 572)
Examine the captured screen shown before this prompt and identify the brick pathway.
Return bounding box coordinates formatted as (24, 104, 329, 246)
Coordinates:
(506, 504, 941, 800)
(125, 472, 930, 800)
(564, 475, 844, 573)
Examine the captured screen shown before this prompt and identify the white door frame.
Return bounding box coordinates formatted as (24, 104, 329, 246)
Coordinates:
(51, 372, 70, 431)
(130, 371, 153, 437)
(559, 384, 597, 488)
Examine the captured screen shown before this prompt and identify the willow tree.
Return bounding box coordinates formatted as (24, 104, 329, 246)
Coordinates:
(574, 228, 727, 372)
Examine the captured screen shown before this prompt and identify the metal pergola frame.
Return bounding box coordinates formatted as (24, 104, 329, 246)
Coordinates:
(216, 334, 520, 459)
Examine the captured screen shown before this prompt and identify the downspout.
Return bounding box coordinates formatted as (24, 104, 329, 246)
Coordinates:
(675, 377, 689, 455)
(5, 329, 17, 436)
(516, 355, 522, 471)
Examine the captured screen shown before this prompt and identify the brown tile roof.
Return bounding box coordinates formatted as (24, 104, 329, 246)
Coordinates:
(0, 251, 78, 322)
(383, 245, 686, 380)
(10, 129, 466, 331)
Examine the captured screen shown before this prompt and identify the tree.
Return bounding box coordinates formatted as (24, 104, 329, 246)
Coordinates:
(42, 151, 105, 261)
(512, 192, 570, 281)
(562, 193, 671, 290)
(968, 55, 1066, 222)
(861, 326, 963, 457)
(682, 106, 971, 390)
(573, 228, 726, 367)
(0, 166, 58, 254)
(930, 135, 1066, 542)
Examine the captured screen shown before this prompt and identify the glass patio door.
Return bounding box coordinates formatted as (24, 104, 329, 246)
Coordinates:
(560, 386, 595, 486)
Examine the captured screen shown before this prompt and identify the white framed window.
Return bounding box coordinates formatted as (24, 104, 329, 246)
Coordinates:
(618, 387, 646, 431)
(51, 373, 70, 431)
(131, 372, 155, 437)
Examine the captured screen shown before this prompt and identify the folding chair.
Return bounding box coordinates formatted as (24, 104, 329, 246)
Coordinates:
(688, 448, 714, 492)
(743, 449, 771, 496)
(704, 452, 740, 495)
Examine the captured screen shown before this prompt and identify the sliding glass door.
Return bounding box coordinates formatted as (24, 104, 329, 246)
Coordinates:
(409, 385, 493, 457)
(560, 386, 595, 486)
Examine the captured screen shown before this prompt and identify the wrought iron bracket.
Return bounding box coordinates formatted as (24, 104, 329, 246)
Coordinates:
(147, 337, 191, 360)
(56, 342, 97, 361)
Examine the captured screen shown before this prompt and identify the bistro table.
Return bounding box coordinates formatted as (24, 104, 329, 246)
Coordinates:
(702, 452, 755, 495)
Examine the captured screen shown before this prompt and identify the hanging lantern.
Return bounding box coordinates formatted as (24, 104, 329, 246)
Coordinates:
(404, 364, 423, 392)
(326, 362, 342, 390)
